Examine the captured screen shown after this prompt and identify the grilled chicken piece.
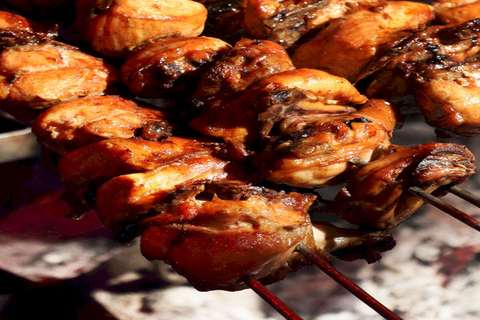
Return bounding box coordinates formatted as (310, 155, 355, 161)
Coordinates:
(73, 0, 208, 59)
(256, 99, 399, 188)
(366, 20, 480, 136)
(188, 38, 294, 155)
(32, 95, 173, 155)
(292, 1, 434, 83)
(327, 143, 476, 230)
(95, 155, 242, 233)
(140, 180, 318, 291)
(121, 36, 231, 98)
(242, 0, 378, 48)
(0, 40, 120, 123)
(0, 10, 56, 47)
(57, 137, 223, 206)
(140, 180, 395, 290)
(433, 0, 480, 25)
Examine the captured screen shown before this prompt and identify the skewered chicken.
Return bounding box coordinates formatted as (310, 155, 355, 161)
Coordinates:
(32, 95, 173, 155)
(326, 143, 476, 230)
(291, 0, 434, 83)
(433, 0, 480, 25)
(0, 40, 120, 123)
(72, 0, 208, 59)
(366, 19, 480, 137)
(255, 98, 399, 187)
(242, 0, 378, 49)
(121, 36, 231, 98)
(140, 180, 394, 291)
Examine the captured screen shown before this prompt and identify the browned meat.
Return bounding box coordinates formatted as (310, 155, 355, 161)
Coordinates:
(292, 1, 434, 83)
(433, 0, 480, 25)
(243, 0, 378, 48)
(326, 143, 476, 230)
(255, 99, 399, 187)
(140, 180, 318, 291)
(121, 36, 231, 98)
(0, 40, 120, 123)
(0, 10, 56, 47)
(57, 137, 223, 206)
(32, 95, 173, 155)
(366, 20, 480, 136)
(73, 0, 208, 59)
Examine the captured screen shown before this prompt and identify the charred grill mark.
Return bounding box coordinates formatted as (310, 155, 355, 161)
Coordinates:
(342, 117, 372, 129)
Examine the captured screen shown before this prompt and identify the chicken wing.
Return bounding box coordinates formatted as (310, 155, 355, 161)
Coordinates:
(32, 95, 173, 155)
(292, 0, 434, 83)
(326, 143, 476, 230)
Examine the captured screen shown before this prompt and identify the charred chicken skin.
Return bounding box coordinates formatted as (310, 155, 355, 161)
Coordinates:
(256, 98, 399, 188)
(0, 40, 120, 123)
(32, 95, 173, 155)
(327, 143, 476, 230)
(367, 19, 480, 137)
(291, 0, 435, 83)
(0, 10, 56, 47)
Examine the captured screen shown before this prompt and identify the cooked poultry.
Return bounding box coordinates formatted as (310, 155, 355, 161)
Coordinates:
(242, 0, 378, 48)
(366, 19, 480, 137)
(326, 143, 476, 230)
(0, 40, 120, 123)
(0, 10, 56, 47)
(32, 95, 173, 155)
(255, 98, 399, 188)
(140, 180, 395, 290)
(121, 36, 231, 98)
(57, 137, 224, 207)
(291, 0, 435, 83)
(73, 0, 208, 59)
(433, 0, 480, 25)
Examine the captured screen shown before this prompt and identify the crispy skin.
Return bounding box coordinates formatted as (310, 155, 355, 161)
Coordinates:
(243, 0, 378, 48)
(74, 0, 208, 59)
(32, 95, 173, 155)
(367, 20, 480, 136)
(121, 36, 231, 98)
(58, 137, 220, 205)
(433, 0, 480, 25)
(327, 143, 476, 230)
(292, 1, 434, 83)
(140, 181, 317, 291)
(256, 99, 399, 187)
(0, 40, 120, 123)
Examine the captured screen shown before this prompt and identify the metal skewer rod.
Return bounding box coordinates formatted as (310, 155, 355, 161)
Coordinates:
(408, 186, 480, 232)
(447, 185, 480, 208)
(244, 276, 303, 320)
(296, 243, 402, 320)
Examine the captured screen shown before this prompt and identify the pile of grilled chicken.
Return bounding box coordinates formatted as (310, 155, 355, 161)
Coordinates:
(0, 0, 478, 291)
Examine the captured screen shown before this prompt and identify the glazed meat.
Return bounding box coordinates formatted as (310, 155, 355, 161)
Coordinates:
(255, 99, 399, 188)
(433, 0, 480, 25)
(73, 0, 208, 59)
(121, 36, 231, 98)
(0, 40, 120, 123)
(57, 137, 222, 206)
(0, 10, 56, 47)
(366, 20, 480, 136)
(140, 181, 318, 291)
(292, 1, 434, 83)
(326, 143, 476, 230)
(242, 0, 378, 48)
(32, 95, 173, 155)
